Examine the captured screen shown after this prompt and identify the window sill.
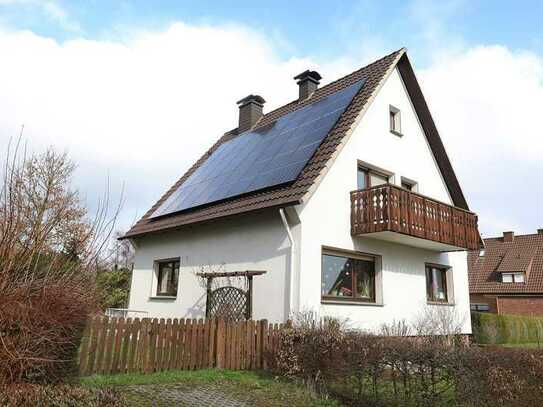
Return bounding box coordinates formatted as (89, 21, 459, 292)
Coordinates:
(321, 299, 383, 307)
(149, 296, 177, 300)
(390, 129, 403, 137)
(427, 301, 455, 306)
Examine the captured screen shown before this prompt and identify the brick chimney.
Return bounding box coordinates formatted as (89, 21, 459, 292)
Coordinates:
(294, 70, 322, 100)
(237, 95, 265, 133)
(503, 231, 515, 243)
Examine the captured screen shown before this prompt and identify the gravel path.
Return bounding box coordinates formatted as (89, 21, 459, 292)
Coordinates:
(122, 383, 253, 406)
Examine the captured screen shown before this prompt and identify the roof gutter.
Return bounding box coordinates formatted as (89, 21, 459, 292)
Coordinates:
(279, 208, 296, 319)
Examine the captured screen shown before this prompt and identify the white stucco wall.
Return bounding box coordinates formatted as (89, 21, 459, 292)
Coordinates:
(128, 209, 291, 323)
(295, 67, 472, 333)
(128, 66, 472, 334)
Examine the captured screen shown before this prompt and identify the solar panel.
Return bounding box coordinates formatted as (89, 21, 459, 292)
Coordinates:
(151, 79, 366, 218)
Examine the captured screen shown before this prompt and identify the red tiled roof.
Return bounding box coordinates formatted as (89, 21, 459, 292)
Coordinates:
(468, 233, 543, 294)
(123, 48, 469, 239)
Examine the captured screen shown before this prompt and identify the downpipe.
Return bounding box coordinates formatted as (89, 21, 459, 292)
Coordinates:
(279, 208, 296, 318)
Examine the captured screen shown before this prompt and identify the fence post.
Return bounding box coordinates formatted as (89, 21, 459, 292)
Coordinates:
(111, 317, 125, 373)
(260, 319, 268, 369)
(216, 319, 226, 368)
(79, 316, 96, 376)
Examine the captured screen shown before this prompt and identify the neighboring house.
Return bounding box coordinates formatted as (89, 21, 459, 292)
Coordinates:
(122, 48, 480, 333)
(469, 230, 543, 316)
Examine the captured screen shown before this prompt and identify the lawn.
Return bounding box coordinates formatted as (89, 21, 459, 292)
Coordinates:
(81, 369, 340, 407)
(500, 342, 543, 349)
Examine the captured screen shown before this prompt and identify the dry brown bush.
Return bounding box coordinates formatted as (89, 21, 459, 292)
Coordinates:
(273, 312, 543, 407)
(273, 311, 347, 396)
(0, 138, 120, 384)
(0, 382, 124, 406)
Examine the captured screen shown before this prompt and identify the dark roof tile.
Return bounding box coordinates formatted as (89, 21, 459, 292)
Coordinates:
(469, 233, 543, 294)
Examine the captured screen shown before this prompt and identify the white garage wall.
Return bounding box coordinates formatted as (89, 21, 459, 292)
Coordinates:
(295, 67, 472, 333)
(128, 209, 290, 323)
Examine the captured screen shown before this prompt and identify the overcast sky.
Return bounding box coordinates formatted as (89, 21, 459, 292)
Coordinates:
(0, 0, 541, 238)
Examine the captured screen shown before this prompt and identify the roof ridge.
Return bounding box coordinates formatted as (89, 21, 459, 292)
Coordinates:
(247, 48, 406, 133)
(483, 233, 543, 241)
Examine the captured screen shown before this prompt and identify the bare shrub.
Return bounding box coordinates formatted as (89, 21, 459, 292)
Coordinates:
(380, 319, 412, 337)
(412, 306, 466, 346)
(272, 309, 543, 406)
(273, 311, 347, 396)
(0, 139, 119, 384)
(451, 346, 543, 407)
(0, 383, 124, 406)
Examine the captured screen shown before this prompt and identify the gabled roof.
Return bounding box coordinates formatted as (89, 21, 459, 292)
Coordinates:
(123, 48, 469, 239)
(469, 233, 543, 294)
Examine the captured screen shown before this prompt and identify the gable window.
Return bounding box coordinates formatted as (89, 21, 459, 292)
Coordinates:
(389, 105, 401, 135)
(357, 167, 390, 190)
(156, 259, 180, 296)
(321, 251, 376, 302)
(502, 272, 524, 283)
(426, 265, 449, 302)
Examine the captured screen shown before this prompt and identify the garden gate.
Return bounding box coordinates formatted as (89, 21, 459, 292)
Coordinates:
(197, 270, 266, 321)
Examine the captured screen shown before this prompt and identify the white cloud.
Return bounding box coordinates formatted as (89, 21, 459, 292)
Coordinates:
(0, 23, 359, 230)
(0, 22, 540, 237)
(419, 46, 543, 236)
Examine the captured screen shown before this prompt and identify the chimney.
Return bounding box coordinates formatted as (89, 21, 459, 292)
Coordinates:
(538, 229, 543, 235)
(237, 95, 265, 133)
(503, 231, 514, 243)
(294, 70, 322, 100)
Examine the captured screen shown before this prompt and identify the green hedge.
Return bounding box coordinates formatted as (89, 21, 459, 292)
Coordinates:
(472, 312, 543, 344)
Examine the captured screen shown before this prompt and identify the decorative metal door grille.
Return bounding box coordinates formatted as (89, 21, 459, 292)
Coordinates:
(207, 286, 248, 321)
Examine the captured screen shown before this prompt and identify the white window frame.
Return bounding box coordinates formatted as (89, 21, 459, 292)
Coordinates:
(425, 263, 455, 305)
(321, 246, 383, 306)
(389, 104, 402, 136)
(502, 272, 524, 283)
(150, 258, 180, 299)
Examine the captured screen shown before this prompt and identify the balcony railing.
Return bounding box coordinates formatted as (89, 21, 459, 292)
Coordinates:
(350, 185, 479, 250)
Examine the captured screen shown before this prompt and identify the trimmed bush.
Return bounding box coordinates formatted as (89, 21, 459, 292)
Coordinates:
(472, 312, 543, 345)
(273, 315, 543, 406)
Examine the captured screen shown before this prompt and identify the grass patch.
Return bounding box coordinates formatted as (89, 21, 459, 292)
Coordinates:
(80, 369, 339, 407)
(80, 368, 254, 387)
(501, 342, 543, 349)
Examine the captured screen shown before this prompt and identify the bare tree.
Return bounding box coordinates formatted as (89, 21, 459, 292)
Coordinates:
(412, 306, 467, 346)
(0, 136, 121, 384)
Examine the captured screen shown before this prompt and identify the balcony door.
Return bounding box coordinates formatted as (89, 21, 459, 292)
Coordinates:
(357, 167, 390, 190)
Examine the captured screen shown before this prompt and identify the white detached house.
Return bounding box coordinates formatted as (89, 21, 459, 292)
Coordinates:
(122, 48, 480, 333)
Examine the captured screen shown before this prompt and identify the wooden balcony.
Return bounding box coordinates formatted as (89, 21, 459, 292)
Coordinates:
(350, 185, 479, 251)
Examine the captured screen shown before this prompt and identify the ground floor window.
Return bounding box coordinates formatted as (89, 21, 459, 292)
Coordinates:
(156, 259, 180, 296)
(470, 303, 490, 312)
(321, 251, 376, 302)
(425, 264, 449, 302)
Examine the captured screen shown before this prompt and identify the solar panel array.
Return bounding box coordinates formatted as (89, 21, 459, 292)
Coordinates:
(150, 79, 366, 218)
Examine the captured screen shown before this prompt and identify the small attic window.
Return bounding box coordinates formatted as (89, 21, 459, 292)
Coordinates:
(479, 249, 485, 257)
(389, 105, 402, 136)
(502, 272, 524, 283)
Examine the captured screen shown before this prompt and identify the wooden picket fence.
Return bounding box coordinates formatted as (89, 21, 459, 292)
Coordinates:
(78, 317, 286, 376)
